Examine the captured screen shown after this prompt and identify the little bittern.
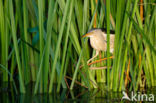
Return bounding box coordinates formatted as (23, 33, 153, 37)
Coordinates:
(82, 28, 115, 64)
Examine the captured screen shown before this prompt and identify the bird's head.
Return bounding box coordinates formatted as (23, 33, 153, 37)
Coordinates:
(82, 29, 101, 38)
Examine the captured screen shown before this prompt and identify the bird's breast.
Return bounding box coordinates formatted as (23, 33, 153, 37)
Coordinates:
(90, 37, 107, 51)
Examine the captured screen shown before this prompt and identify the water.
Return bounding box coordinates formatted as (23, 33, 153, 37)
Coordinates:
(0, 82, 156, 103)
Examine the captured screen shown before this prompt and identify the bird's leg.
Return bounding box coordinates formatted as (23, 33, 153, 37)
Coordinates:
(87, 50, 99, 64)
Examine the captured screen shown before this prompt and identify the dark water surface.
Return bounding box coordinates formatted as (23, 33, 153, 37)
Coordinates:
(0, 82, 156, 103)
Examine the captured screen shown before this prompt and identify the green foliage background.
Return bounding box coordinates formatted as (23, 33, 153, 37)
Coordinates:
(0, 0, 155, 94)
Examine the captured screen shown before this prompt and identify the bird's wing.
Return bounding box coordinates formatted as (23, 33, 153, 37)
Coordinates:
(102, 32, 115, 42)
(101, 32, 107, 42)
(110, 34, 115, 42)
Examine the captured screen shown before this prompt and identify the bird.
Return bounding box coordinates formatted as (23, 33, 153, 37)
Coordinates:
(82, 28, 115, 65)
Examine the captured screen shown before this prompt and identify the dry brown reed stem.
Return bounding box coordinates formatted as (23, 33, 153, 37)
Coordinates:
(140, 0, 144, 22)
(88, 56, 113, 66)
(79, 56, 114, 69)
(64, 76, 88, 89)
(125, 58, 131, 88)
(93, 0, 98, 28)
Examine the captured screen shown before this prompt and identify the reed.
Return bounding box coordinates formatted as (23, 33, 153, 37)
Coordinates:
(0, 0, 155, 94)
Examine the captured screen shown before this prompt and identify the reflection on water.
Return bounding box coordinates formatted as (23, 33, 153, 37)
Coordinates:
(0, 82, 155, 103)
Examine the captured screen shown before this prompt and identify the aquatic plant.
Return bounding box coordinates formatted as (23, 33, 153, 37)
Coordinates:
(0, 0, 155, 94)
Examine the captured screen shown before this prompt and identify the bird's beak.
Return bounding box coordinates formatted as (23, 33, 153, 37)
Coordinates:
(82, 32, 92, 38)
